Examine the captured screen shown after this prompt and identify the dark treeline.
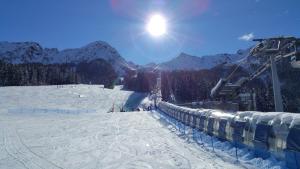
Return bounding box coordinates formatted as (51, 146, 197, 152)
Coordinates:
(123, 70, 157, 93)
(160, 65, 252, 103)
(161, 70, 218, 103)
(277, 57, 300, 112)
(160, 64, 289, 112)
(0, 59, 117, 88)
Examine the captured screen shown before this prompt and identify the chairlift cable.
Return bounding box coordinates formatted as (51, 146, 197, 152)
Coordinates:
(225, 55, 249, 81)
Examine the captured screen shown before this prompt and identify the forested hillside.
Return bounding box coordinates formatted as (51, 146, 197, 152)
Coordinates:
(123, 70, 157, 93)
(0, 59, 117, 88)
(160, 60, 300, 113)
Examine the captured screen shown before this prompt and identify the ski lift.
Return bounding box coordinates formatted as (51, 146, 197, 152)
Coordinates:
(291, 41, 300, 68)
(210, 78, 227, 98)
(210, 77, 249, 99)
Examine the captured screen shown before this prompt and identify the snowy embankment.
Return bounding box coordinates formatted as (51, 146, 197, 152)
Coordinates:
(0, 85, 143, 114)
(0, 85, 245, 169)
(158, 101, 300, 169)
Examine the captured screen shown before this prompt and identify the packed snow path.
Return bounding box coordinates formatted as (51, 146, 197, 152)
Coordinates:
(0, 112, 245, 169)
(0, 85, 244, 169)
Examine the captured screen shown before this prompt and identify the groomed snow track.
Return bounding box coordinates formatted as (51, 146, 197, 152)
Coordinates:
(0, 85, 247, 169)
(0, 111, 245, 169)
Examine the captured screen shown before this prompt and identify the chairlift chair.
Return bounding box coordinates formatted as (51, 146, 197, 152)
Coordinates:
(291, 41, 300, 68)
(210, 77, 249, 99)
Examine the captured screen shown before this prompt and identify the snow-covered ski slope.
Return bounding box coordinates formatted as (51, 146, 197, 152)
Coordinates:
(1, 85, 245, 169)
(0, 85, 144, 114)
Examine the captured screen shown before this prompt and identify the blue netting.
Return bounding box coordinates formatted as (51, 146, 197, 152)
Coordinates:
(218, 119, 227, 140)
(287, 126, 300, 152)
(232, 121, 245, 143)
(207, 117, 214, 136)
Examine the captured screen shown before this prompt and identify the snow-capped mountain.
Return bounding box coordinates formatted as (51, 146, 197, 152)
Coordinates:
(157, 49, 250, 71)
(0, 41, 135, 75)
(0, 41, 49, 64)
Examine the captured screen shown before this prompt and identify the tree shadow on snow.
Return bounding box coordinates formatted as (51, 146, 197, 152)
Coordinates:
(123, 92, 147, 111)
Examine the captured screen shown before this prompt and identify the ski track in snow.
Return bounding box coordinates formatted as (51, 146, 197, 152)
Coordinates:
(0, 85, 245, 169)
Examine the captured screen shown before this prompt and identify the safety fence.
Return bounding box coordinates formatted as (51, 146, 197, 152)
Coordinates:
(158, 101, 300, 169)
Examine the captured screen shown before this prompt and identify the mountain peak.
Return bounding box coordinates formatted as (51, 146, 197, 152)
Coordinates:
(158, 50, 250, 71)
(84, 41, 110, 48)
(177, 52, 195, 58)
(0, 41, 134, 75)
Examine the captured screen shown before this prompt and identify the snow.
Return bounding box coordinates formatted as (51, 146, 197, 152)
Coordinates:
(0, 41, 135, 75)
(158, 101, 300, 169)
(156, 110, 286, 169)
(0, 85, 247, 169)
(0, 85, 137, 114)
(52, 41, 134, 74)
(158, 49, 250, 71)
(0, 41, 47, 64)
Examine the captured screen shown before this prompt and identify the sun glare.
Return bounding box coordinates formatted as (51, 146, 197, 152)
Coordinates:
(146, 14, 167, 37)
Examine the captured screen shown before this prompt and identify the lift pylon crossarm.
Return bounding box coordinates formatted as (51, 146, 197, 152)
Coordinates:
(249, 61, 271, 81)
(251, 37, 300, 58)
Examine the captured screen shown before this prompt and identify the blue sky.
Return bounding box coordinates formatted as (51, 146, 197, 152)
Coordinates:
(0, 0, 299, 64)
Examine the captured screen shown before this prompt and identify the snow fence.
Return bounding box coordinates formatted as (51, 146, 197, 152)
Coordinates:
(158, 101, 300, 169)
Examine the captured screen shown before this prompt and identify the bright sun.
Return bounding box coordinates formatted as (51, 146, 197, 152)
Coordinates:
(146, 14, 167, 37)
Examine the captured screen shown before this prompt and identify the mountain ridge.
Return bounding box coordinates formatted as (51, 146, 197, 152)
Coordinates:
(156, 49, 250, 71)
(0, 40, 251, 73)
(0, 41, 135, 75)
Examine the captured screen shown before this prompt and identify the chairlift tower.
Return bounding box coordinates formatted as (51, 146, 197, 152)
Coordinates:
(152, 71, 162, 108)
(269, 54, 283, 112)
(251, 37, 300, 112)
